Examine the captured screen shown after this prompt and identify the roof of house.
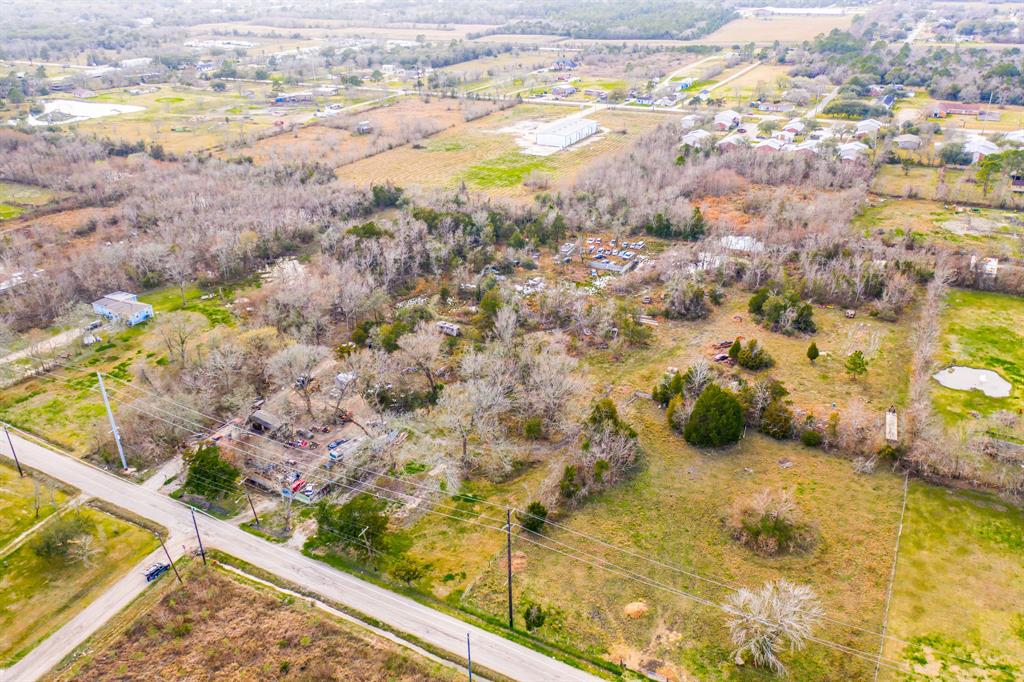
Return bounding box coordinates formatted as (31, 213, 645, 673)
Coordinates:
(856, 118, 884, 131)
(714, 109, 740, 123)
(783, 118, 805, 131)
(716, 133, 747, 147)
(92, 294, 151, 318)
(894, 133, 921, 144)
(681, 129, 712, 145)
(1003, 129, 1024, 144)
(755, 138, 787, 151)
(963, 137, 1000, 155)
(839, 141, 869, 153)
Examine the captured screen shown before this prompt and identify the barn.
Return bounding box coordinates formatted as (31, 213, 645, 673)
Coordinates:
(535, 118, 599, 148)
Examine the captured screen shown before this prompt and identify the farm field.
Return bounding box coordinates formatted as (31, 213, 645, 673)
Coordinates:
(871, 165, 1024, 210)
(697, 15, 857, 44)
(932, 289, 1024, 424)
(717, 63, 795, 101)
(880, 481, 1024, 680)
(188, 21, 496, 43)
(853, 197, 1024, 258)
(0, 462, 73, 550)
(0, 505, 158, 667)
(337, 104, 671, 200)
(223, 97, 468, 168)
(48, 563, 463, 681)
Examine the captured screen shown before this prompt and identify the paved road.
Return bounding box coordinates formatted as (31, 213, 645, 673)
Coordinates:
(0, 431, 597, 682)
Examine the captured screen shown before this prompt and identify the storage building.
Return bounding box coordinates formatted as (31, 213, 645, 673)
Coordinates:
(535, 118, 599, 148)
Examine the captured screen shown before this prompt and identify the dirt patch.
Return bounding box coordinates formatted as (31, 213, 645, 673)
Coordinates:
(50, 568, 459, 681)
(942, 216, 1004, 236)
(501, 550, 528, 574)
(623, 600, 650, 618)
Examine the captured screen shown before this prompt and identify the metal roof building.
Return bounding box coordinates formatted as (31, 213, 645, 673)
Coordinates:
(535, 118, 598, 148)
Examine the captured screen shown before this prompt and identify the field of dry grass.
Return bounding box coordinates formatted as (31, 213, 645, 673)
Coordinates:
(697, 15, 856, 44)
(871, 165, 1024, 210)
(336, 104, 670, 199)
(48, 565, 462, 681)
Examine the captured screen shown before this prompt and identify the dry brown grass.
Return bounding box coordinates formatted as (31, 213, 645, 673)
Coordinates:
(49, 568, 460, 681)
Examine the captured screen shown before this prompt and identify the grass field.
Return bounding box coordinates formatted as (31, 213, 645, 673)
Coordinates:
(337, 104, 670, 200)
(893, 96, 1024, 133)
(853, 197, 1024, 258)
(0, 204, 24, 220)
(0, 181, 56, 206)
(717, 63, 794, 100)
(48, 563, 462, 681)
(881, 481, 1024, 680)
(0, 462, 73, 550)
(697, 15, 856, 44)
(0, 506, 158, 666)
(63, 85, 368, 155)
(871, 165, 1024, 210)
(932, 289, 1024, 424)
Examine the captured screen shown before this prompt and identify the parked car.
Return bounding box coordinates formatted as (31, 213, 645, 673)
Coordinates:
(327, 439, 348, 449)
(143, 563, 170, 582)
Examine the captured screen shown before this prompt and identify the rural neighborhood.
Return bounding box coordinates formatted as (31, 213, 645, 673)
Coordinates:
(1, 0, 1023, 681)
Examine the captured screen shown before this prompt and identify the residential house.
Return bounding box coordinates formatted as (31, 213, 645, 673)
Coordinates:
(583, 88, 608, 100)
(755, 138, 787, 152)
(654, 97, 674, 107)
(91, 292, 153, 326)
(876, 93, 896, 110)
(771, 129, 795, 143)
(838, 141, 869, 161)
(552, 58, 579, 71)
(855, 118, 884, 138)
(550, 84, 577, 98)
(713, 109, 740, 130)
(635, 94, 654, 105)
(758, 101, 795, 113)
(931, 101, 985, 117)
(681, 129, 713, 148)
(1003, 130, 1024, 145)
(963, 137, 1000, 163)
(789, 140, 820, 156)
(894, 133, 921, 150)
(716, 133, 747, 151)
(782, 119, 805, 134)
(680, 114, 700, 130)
(677, 77, 695, 90)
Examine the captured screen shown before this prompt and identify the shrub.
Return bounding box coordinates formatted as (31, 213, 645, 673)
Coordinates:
(749, 287, 815, 334)
(666, 395, 687, 432)
(800, 429, 823, 447)
(736, 340, 774, 370)
(523, 416, 544, 440)
(184, 444, 239, 500)
(729, 489, 816, 556)
(519, 501, 548, 533)
(684, 384, 744, 447)
(728, 338, 742, 360)
(391, 556, 429, 585)
(806, 342, 819, 363)
(559, 464, 581, 500)
(760, 400, 793, 439)
(652, 371, 686, 407)
(524, 602, 547, 631)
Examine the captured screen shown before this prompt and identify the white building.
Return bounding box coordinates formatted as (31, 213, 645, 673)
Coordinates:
(963, 137, 1000, 163)
(713, 109, 741, 130)
(838, 141, 869, 161)
(535, 117, 599, 148)
(681, 129, 713, 148)
(855, 118, 884, 137)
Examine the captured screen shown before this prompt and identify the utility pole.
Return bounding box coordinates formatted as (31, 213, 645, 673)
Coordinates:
(96, 372, 128, 470)
(244, 487, 260, 526)
(158, 535, 183, 583)
(191, 508, 207, 566)
(506, 508, 514, 631)
(466, 632, 473, 682)
(3, 424, 24, 477)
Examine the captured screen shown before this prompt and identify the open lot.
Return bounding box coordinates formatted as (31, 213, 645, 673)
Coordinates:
(337, 104, 671, 200)
(871, 165, 1024, 210)
(48, 562, 462, 681)
(0, 462, 73, 550)
(881, 481, 1024, 680)
(696, 15, 856, 44)
(932, 289, 1024, 425)
(0, 505, 158, 667)
(853, 197, 1024, 258)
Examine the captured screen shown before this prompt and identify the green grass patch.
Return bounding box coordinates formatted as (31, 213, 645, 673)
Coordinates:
(0, 507, 158, 666)
(0, 463, 72, 549)
(0, 204, 25, 220)
(460, 153, 553, 189)
(932, 289, 1024, 425)
(0, 181, 56, 206)
(154, 96, 184, 103)
(881, 482, 1024, 679)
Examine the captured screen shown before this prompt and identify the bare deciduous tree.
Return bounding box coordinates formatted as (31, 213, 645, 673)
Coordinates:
(269, 343, 330, 416)
(725, 579, 823, 675)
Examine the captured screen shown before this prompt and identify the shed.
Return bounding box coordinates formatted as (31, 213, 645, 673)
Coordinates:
(247, 409, 285, 434)
(535, 117, 598, 148)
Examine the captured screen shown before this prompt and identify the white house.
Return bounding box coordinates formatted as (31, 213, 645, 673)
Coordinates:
(716, 133, 747, 151)
(771, 129, 795, 143)
(713, 109, 741, 130)
(782, 119, 805, 134)
(680, 114, 700, 130)
(755, 138, 787, 152)
(535, 117, 598, 148)
(91, 292, 154, 326)
(963, 137, 1000, 163)
(894, 133, 921, 150)
(681, 129, 713, 148)
(855, 118, 884, 137)
(838, 141, 869, 161)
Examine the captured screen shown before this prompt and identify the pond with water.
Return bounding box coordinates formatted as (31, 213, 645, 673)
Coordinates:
(932, 366, 1012, 398)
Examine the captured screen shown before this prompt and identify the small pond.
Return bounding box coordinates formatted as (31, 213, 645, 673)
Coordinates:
(932, 366, 1012, 398)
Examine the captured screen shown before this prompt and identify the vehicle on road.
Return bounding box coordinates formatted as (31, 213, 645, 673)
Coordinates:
(143, 563, 170, 582)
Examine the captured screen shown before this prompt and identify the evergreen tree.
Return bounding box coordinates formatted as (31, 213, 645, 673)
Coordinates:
(729, 338, 742, 360)
(845, 350, 868, 378)
(683, 385, 744, 447)
(807, 342, 819, 363)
